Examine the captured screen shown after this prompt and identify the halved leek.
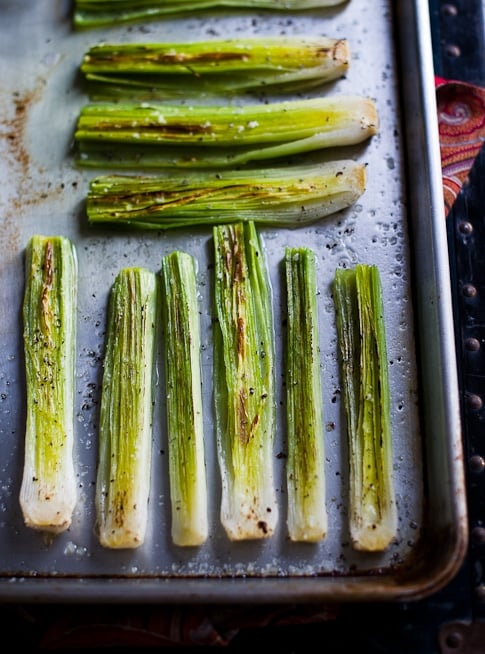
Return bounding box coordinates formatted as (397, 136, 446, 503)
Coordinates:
(85, 161, 366, 229)
(80, 37, 350, 100)
(285, 247, 326, 542)
(333, 264, 397, 551)
(213, 221, 278, 541)
(74, 96, 378, 169)
(161, 251, 208, 547)
(95, 267, 157, 549)
(20, 235, 78, 534)
(74, 1, 348, 29)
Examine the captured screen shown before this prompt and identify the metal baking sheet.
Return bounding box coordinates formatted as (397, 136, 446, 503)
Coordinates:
(0, 0, 468, 603)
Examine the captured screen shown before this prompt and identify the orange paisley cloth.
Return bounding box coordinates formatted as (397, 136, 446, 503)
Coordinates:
(436, 76, 485, 217)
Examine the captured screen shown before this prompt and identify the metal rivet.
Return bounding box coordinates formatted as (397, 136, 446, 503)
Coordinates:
(445, 44, 461, 58)
(475, 584, 485, 603)
(445, 630, 463, 649)
(463, 284, 477, 298)
(465, 337, 481, 352)
(442, 4, 458, 16)
(469, 455, 485, 473)
(472, 526, 485, 545)
(467, 394, 483, 410)
(458, 221, 473, 235)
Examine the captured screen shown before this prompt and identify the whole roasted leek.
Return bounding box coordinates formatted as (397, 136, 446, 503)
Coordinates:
(74, 96, 378, 169)
(85, 161, 366, 229)
(20, 235, 78, 534)
(95, 267, 157, 549)
(213, 221, 278, 541)
(80, 37, 350, 100)
(161, 251, 208, 547)
(333, 264, 397, 552)
(74, 1, 348, 29)
(285, 247, 327, 542)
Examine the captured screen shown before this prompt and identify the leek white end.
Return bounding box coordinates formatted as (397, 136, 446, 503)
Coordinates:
(285, 247, 327, 542)
(334, 264, 397, 551)
(20, 235, 78, 534)
(161, 251, 208, 547)
(95, 267, 157, 549)
(213, 221, 278, 541)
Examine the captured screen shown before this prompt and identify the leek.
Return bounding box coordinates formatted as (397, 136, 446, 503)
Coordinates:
(95, 267, 157, 549)
(74, 96, 378, 169)
(85, 161, 366, 229)
(285, 247, 326, 542)
(161, 251, 208, 547)
(213, 221, 278, 541)
(333, 264, 397, 551)
(19, 235, 78, 534)
(80, 37, 350, 100)
(74, 1, 348, 29)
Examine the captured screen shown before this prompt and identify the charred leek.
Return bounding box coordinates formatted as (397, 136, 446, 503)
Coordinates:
(285, 247, 326, 542)
(161, 251, 208, 547)
(20, 235, 78, 534)
(95, 267, 157, 549)
(213, 221, 278, 541)
(74, 96, 378, 169)
(86, 161, 366, 229)
(80, 37, 350, 100)
(74, 1, 348, 29)
(333, 264, 397, 551)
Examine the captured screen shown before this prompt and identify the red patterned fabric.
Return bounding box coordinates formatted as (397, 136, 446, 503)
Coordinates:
(36, 603, 338, 648)
(436, 76, 485, 216)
